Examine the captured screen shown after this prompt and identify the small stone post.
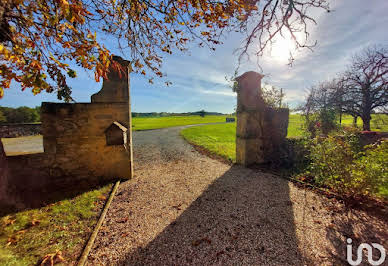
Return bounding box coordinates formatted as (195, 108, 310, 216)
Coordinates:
(236, 71, 289, 166)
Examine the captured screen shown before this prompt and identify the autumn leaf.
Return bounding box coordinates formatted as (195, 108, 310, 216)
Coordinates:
(40, 250, 65, 266)
(97, 195, 107, 201)
(6, 236, 17, 246)
(30, 219, 41, 227)
(67, 69, 77, 78)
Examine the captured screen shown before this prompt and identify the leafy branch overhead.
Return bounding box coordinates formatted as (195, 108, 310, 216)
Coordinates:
(0, 0, 329, 101)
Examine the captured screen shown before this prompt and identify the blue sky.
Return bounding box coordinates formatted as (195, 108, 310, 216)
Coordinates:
(1, 0, 388, 113)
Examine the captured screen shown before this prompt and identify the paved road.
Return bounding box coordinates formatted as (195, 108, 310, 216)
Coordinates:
(132, 125, 207, 166)
(87, 125, 387, 265)
(1, 135, 43, 156)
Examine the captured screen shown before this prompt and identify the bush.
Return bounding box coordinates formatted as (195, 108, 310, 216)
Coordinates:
(306, 136, 355, 194)
(303, 135, 387, 199)
(303, 109, 338, 137)
(351, 141, 388, 198)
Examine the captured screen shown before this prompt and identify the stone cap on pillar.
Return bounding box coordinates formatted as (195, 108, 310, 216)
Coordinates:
(91, 55, 131, 103)
(236, 71, 265, 110)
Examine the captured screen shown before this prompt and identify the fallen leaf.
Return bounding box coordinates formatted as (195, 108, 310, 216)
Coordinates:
(98, 195, 107, 201)
(40, 250, 64, 266)
(117, 217, 128, 223)
(16, 230, 27, 235)
(172, 204, 182, 210)
(4, 218, 16, 226)
(192, 237, 211, 247)
(31, 219, 40, 226)
(6, 236, 17, 246)
(327, 223, 336, 229)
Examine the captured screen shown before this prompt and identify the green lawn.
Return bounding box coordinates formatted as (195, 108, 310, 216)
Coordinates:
(132, 115, 230, 131)
(181, 114, 388, 162)
(181, 123, 236, 162)
(0, 184, 112, 265)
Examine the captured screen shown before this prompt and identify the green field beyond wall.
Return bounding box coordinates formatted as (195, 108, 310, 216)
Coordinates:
(181, 114, 388, 162)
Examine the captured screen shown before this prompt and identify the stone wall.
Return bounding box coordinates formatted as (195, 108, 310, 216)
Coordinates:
(0, 123, 41, 138)
(41, 102, 132, 180)
(0, 56, 133, 213)
(235, 71, 289, 166)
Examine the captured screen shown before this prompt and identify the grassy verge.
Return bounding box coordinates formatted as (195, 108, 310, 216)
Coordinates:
(0, 184, 112, 265)
(181, 123, 236, 162)
(132, 115, 229, 131)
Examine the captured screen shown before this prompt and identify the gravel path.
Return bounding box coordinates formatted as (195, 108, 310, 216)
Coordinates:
(87, 126, 388, 265)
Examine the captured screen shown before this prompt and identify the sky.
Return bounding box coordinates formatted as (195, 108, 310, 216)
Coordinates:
(1, 0, 388, 113)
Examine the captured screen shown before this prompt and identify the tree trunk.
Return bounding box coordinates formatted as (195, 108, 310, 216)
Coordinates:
(362, 114, 371, 131)
(361, 85, 372, 131)
(353, 116, 357, 127)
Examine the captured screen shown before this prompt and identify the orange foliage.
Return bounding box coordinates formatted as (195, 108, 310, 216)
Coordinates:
(0, 0, 328, 100)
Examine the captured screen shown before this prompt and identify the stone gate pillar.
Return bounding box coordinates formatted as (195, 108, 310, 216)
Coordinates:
(236, 71, 289, 166)
(91, 55, 134, 178)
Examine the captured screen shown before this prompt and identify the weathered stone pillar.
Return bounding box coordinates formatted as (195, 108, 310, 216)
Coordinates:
(91, 55, 134, 178)
(236, 71, 289, 166)
(91, 56, 131, 103)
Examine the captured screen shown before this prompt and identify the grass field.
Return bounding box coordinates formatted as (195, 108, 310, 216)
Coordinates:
(132, 115, 230, 131)
(181, 114, 388, 162)
(0, 184, 112, 265)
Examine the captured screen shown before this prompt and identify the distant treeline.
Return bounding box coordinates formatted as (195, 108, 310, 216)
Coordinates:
(132, 111, 226, 117)
(0, 107, 227, 123)
(0, 106, 41, 124)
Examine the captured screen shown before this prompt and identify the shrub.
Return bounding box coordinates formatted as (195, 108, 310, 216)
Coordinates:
(351, 140, 388, 198)
(303, 109, 338, 137)
(304, 135, 387, 199)
(306, 136, 355, 194)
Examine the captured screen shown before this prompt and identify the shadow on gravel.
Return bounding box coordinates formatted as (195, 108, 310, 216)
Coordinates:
(324, 206, 388, 265)
(120, 165, 309, 265)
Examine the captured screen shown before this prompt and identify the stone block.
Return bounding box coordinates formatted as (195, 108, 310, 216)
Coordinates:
(43, 137, 56, 154)
(236, 137, 265, 166)
(237, 111, 262, 138)
(95, 114, 113, 119)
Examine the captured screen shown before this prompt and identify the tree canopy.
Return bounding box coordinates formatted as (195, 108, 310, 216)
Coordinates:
(301, 45, 388, 132)
(0, 0, 329, 101)
(0, 106, 40, 123)
(339, 45, 388, 130)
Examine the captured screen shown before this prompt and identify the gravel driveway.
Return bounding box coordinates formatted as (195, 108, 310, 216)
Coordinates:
(87, 126, 388, 265)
